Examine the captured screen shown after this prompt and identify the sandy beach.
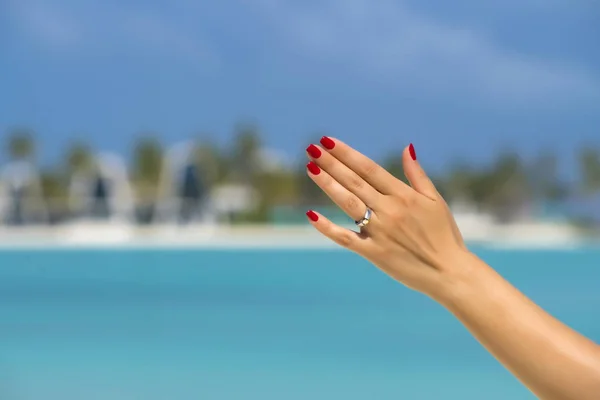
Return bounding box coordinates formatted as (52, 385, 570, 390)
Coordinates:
(0, 214, 592, 250)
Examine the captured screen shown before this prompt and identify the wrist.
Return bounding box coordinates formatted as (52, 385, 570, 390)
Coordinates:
(429, 249, 496, 308)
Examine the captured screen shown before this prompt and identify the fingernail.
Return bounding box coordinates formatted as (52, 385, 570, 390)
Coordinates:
(409, 143, 417, 161)
(306, 210, 319, 222)
(307, 161, 321, 175)
(306, 144, 322, 158)
(320, 136, 335, 150)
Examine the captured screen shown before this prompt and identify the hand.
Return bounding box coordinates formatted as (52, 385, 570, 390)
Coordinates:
(305, 136, 469, 298)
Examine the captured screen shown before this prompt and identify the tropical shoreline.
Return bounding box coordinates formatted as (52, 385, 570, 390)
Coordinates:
(0, 217, 596, 250)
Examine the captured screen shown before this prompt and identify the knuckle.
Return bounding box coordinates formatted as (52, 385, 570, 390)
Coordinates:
(320, 174, 334, 189)
(393, 212, 406, 224)
(405, 194, 417, 207)
(369, 245, 388, 263)
(336, 232, 354, 248)
(397, 195, 409, 207)
(397, 193, 416, 208)
(344, 196, 361, 212)
(362, 161, 379, 177)
(389, 208, 406, 222)
(347, 175, 364, 191)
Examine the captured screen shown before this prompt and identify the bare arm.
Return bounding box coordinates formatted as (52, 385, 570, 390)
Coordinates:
(438, 251, 600, 400)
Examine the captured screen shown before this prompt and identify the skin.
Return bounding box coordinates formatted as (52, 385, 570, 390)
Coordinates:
(305, 137, 600, 400)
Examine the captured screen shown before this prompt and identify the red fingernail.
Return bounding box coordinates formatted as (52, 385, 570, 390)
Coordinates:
(320, 136, 335, 150)
(409, 143, 417, 161)
(306, 144, 322, 158)
(306, 210, 319, 222)
(307, 161, 321, 175)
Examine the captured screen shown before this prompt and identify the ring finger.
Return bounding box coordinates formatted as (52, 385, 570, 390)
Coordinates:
(306, 161, 375, 225)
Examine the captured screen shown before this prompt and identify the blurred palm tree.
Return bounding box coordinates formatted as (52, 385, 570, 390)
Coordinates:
(443, 152, 531, 222)
(66, 142, 94, 174)
(57, 141, 95, 220)
(4, 129, 53, 223)
(483, 152, 531, 222)
(222, 123, 265, 221)
(130, 136, 164, 224)
(444, 163, 482, 205)
(39, 169, 68, 223)
(193, 139, 227, 187)
(7, 129, 35, 160)
(230, 122, 262, 183)
(578, 146, 600, 195)
(132, 136, 163, 202)
(529, 150, 568, 201)
(255, 168, 300, 206)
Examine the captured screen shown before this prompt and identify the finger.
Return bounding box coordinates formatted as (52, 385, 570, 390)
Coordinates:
(402, 143, 465, 247)
(319, 136, 413, 196)
(306, 144, 381, 208)
(402, 143, 438, 201)
(306, 161, 372, 222)
(305, 209, 370, 252)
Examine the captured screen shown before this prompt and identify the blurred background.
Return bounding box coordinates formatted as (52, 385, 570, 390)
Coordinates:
(0, 0, 599, 399)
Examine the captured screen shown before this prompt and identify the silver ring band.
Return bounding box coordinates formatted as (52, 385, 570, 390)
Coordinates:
(355, 208, 373, 227)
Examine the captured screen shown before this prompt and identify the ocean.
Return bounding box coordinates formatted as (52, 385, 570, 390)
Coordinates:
(0, 247, 598, 399)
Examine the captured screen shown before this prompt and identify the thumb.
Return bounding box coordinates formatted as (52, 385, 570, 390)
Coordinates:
(402, 143, 438, 200)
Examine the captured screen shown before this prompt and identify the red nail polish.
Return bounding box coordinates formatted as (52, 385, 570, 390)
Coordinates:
(307, 161, 321, 175)
(409, 143, 417, 161)
(306, 210, 319, 222)
(306, 144, 322, 158)
(320, 136, 335, 150)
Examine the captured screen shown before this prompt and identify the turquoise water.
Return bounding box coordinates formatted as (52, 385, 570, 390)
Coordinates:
(0, 248, 598, 399)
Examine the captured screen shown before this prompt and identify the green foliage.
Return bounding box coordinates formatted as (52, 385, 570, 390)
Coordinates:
(3, 124, 597, 226)
(578, 146, 600, 194)
(229, 204, 270, 224)
(39, 170, 69, 218)
(229, 123, 262, 183)
(40, 171, 67, 199)
(528, 151, 568, 201)
(193, 140, 227, 185)
(132, 136, 163, 184)
(254, 170, 299, 206)
(66, 142, 93, 172)
(7, 129, 35, 159)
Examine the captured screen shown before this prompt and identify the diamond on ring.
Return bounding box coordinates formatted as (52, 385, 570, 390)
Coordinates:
(355, 208, 373, 227)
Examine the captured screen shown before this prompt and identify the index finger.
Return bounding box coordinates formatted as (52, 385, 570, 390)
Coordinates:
(319, 136, 412, 196)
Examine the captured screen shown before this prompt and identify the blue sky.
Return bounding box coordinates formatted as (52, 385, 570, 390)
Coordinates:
(0, 0, 598, 175)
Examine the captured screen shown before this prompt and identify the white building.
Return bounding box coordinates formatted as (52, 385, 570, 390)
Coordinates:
(155, 141, 214, 224)
(0, 160, 47, 225)
(67, 152, 134, 222)
(156, 141, 263, 224)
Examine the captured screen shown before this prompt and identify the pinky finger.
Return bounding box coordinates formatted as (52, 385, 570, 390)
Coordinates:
(306, 210, 370, 252)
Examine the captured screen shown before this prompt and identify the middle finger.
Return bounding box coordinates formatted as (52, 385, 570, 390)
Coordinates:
(306, 144, 381, 209)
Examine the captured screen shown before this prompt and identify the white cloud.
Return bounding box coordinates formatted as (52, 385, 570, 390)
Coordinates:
(8, 0, 83, 48)
(120, 12, 218, 67)
(251, 0, 600, 107)
(7, 0, 218, 66)
(436, 0, 581, 9)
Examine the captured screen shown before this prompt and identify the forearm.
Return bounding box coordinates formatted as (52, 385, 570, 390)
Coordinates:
(438, 251, 600, 400)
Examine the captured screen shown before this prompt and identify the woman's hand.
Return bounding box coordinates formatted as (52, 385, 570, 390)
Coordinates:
(305, 136, 469, 298)
(305, 136, 600, 400)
